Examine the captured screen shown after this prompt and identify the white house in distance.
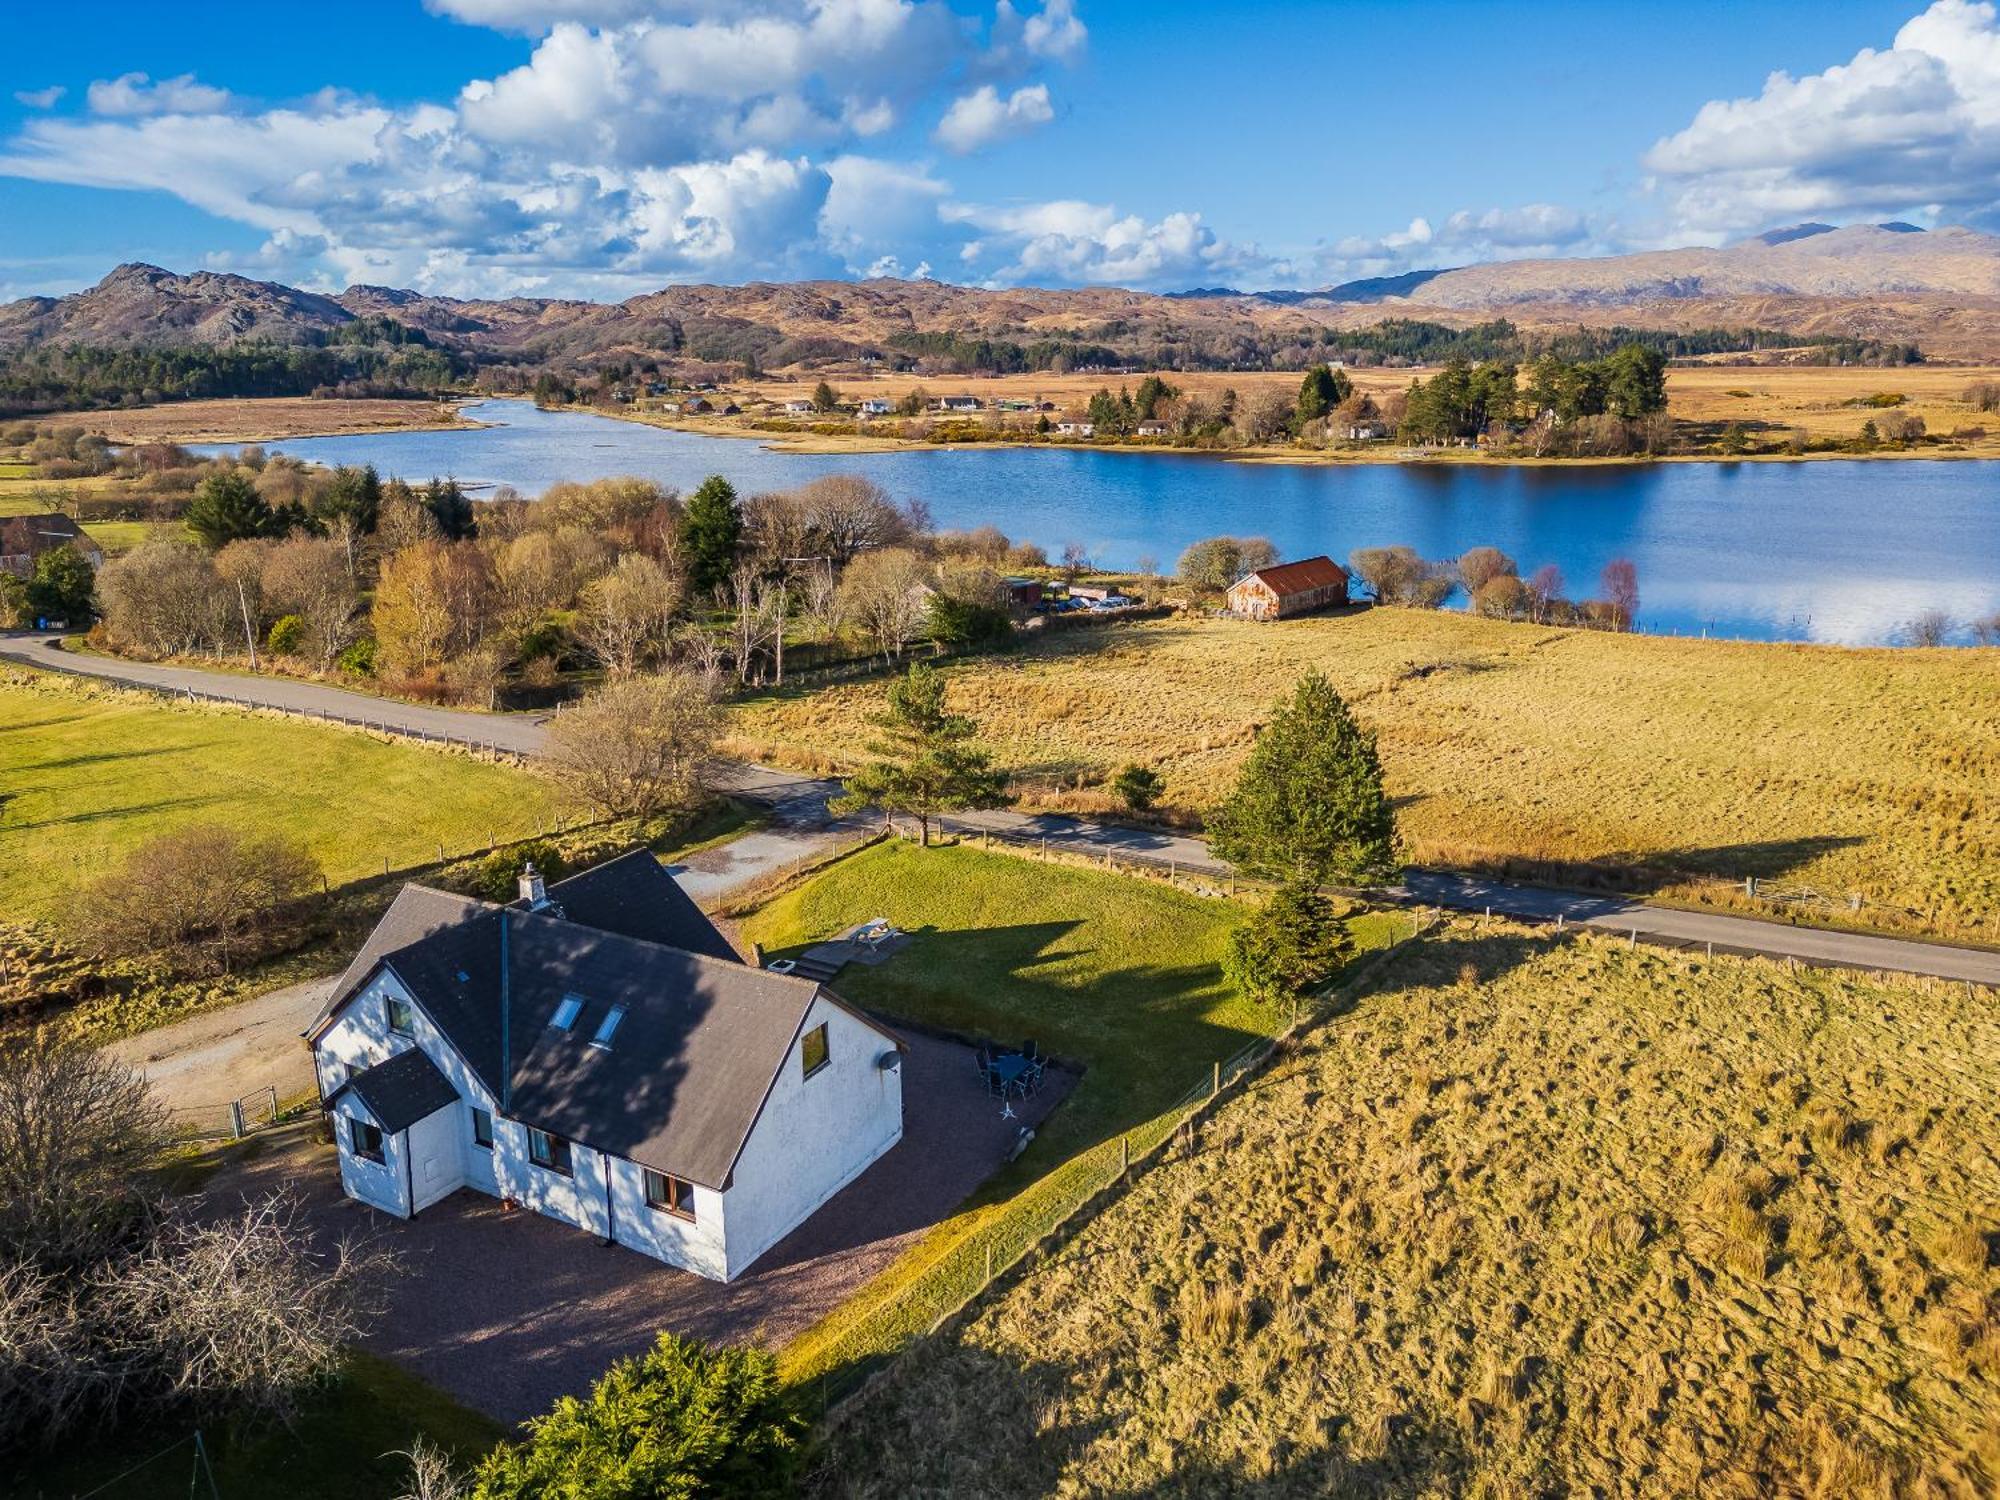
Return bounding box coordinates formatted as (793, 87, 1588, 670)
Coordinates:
(1055, 418, 1094, 437)
(858, 398, 894, 417)
(306, 852, 905, 1283)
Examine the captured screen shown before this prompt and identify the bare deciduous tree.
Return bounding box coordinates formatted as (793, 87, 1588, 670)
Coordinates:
(792, 475, 917, 564)
(0, 1031, 168, 1272)
(263, 536, 359, 667)
(575, 553, 681, 678)
(95, 540, 230, 657)
(1902, 609, 1953, 647)
(797, 559, 843, 642)
(835, 546, 931, 662)
(373, 540, 496, 674)
(544, 668, 720, 820)
(1457, 547, 1518, 599)
(70, 824, 322, 975)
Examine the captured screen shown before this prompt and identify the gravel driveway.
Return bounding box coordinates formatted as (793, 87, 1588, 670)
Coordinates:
(208, 1031, 1072, 1424)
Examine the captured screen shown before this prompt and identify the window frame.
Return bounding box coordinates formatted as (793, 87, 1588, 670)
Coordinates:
(589, 1004, 627, 1050)
(470, 1107, 494, 1150)
(643, 1169, 697, 1222)
(526, 1127, 572, 1177)
(349, 1116, 385, 1164)
(550, 995, 583, 1032)
(386, 995, 415, 1037)
(800, 1021, 831, 1080)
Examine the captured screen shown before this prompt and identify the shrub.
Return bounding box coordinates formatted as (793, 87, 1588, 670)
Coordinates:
(266, 614, 307, 655)
(544, 669, 721, 821)
(1110, 763, 1164, 813)
(337, 636, 378, 676)
(464, 841, 569, 903)
(471, 1333, 805, 1499)
(69, 825, 322, 975)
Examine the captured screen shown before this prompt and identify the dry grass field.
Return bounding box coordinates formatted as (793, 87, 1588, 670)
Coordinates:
(727, 612, 2000, 944)
(820, 924, 2000, 1497)
(36, 395, 473, 445)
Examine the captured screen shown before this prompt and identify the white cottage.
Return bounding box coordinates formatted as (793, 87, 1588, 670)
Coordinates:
(306, 852, 904, 1282)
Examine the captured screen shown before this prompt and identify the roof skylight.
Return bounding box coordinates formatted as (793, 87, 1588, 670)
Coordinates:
(550, 994, 583, 1032)
(590, 1004, 627, 1050)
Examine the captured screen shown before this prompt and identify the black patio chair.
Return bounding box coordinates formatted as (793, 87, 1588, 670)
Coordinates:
(1021, 1040, 1046, 1093)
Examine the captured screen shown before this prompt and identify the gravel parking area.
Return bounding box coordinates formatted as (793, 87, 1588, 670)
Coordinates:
(212, 1030, 1071, 1425)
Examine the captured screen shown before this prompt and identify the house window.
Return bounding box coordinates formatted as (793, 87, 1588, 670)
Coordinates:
(643, 1169, 696, 1221)
(550, 995, 583, 1032)
(386, 996, 415, 1036)
(471, 1108, 493, 1149)
(527, 1127, 572, 1176)
(800, 1022, 830, 1080)
(349, 1117, 385, 1164)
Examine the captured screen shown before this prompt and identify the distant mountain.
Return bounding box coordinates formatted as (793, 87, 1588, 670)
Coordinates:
(7, 222, 2000, 369)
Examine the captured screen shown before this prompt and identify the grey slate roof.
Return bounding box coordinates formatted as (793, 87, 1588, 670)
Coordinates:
(332, 1046, 460, 1133)
(309, 848, 888, 1189)
(532, 848, 741, 964)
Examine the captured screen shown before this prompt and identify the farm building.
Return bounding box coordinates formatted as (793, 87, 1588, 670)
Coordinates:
(0, 513, 103, 578)
(307, 852, 905, 1282)
(1225, 556, 1350, 620)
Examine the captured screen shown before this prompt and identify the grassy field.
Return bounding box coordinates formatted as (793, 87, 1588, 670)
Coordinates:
(727, 611, 2000, 944)
(0, 671, 560, 922)
(16, 1351, 504, 1499)
(820, 924, 2000, 1496)
(737, 840, 1404, 1390)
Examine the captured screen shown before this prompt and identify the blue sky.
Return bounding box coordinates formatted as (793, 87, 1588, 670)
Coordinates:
(1, 0, 1984, 301)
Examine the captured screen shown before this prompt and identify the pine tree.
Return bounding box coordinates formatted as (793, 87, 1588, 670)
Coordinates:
(423, 476, 477, 539)
(680, 474, 743, 596)
(1207, 671, 1397, 884)
(185, 469, 277, 550)
(1226, 881, 1353, 1012)
(829, 663, 1010, 845)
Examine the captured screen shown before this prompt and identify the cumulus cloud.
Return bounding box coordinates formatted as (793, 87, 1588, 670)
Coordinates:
(1646, 0, 2000, 233)
(935, 83, 1053, 152)
(945, 197, 1253, 285)
(0, 0, 1106, 296)
(13, 86, 64, 110)
(86, 72, 233, 117)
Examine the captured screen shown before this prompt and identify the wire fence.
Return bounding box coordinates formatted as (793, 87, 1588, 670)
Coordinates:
(164, 1085, 290, 1144)
(805, 908, 1436, 1422)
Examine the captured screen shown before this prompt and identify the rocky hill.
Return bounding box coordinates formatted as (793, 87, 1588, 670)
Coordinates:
(7, 223, 2000, 366)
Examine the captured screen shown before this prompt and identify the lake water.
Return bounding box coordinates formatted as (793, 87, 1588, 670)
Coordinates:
(197, 398, 2000, 646)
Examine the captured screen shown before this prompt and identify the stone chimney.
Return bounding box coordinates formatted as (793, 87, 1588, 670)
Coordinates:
(518, 861, 549, 911)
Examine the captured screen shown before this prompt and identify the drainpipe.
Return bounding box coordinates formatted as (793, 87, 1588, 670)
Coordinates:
(402, 1131, 416, 1220)
(602, 1155, 616, 1248)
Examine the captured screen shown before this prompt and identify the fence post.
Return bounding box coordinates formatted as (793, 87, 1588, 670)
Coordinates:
(1120, 1135, 1129, 1177)
(985, 1242, 994, 1284)
(1212, 1060, 1220, 1098)
(228, 1100, 245, 1140)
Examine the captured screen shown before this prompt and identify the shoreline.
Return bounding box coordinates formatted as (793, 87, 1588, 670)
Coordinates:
(581, 403, 2000, 468)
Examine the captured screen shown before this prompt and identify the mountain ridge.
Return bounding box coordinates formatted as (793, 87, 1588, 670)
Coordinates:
(6, 223, 2000, 362)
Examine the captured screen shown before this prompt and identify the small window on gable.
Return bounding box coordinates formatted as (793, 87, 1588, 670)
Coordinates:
(590, 1004, 627, 1050)
(471, 1107, 493, 1149)
(550, 995, 583, 1032)
(386, 996, 415, 1036)
(527, 1127, 572, 1176)
(801, 1021, 830, 1080)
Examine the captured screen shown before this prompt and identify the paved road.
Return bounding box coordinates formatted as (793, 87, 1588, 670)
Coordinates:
(12, 630, 2000, 988)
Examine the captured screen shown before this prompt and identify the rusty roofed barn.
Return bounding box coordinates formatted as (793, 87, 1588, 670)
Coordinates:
(1225, 556, 1349, 620)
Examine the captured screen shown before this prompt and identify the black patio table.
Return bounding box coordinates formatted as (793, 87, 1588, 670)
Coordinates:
(989, 1053, 1031, 1093)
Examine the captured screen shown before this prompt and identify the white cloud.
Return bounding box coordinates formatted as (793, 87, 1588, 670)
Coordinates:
(13, 86, 64, 110)
(935, 83, 1052, 152)
(1646, 0, 2000, 232)
(946, 197, 1253, 285)
(86, 72, 233, 117)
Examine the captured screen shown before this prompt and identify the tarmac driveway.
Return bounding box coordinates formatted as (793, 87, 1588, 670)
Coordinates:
(212, 1031, 1071, 1425)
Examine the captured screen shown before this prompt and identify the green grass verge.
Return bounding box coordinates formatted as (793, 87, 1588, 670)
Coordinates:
(737, 839, 1404, 1399)
(0, 672, 560, 923)
(80, 518, 170, 554)
(15, 1351, 505, 1499)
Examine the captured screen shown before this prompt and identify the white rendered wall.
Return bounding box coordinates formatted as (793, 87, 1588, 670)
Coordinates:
(331, 1095, 408, 1217)
(721, 997, 903, 1279)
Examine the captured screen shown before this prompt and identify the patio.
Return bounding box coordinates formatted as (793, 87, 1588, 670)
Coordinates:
(210, 1031, 1071, 1425)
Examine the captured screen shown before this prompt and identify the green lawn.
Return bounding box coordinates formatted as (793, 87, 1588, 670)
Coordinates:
(16, 1352, 505, 1499)
(0, 673, 560, 921)
(738, 839, 1404, 1393)
(81, 518, 169, 554)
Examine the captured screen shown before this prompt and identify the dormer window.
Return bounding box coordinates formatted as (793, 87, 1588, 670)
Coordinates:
(550, 995, 583, 1032)
(590, 1005, 627, 1050)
